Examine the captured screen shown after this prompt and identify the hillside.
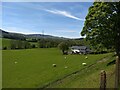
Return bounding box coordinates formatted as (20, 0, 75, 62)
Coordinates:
(0, 29, 68, 40)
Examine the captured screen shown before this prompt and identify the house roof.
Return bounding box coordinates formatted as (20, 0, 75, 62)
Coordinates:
(71, 46, 88, 50)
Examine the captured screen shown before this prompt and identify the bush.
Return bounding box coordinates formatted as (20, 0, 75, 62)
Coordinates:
(3, 46, 7, 50)
(31, 44, 36, 48)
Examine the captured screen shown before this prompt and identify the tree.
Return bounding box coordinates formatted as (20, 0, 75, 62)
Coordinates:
(81, 2, 120, 88)
(3, 46, 7, 50)
(24, 41, 31, 49)
(38, 40, 45, 48)
(10, 40, 16, 49)
(31, 44, 36, 48)
(58, 42, 69, 55)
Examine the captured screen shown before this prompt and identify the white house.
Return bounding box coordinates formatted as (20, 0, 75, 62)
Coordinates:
(70, 46, 92, 54)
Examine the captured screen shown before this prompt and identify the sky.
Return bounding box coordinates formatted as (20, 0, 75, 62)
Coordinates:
(1, 2, 93, 38)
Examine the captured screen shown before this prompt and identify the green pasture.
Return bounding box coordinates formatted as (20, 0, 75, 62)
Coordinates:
(0, 38, 38, 49)
(2, 48, 112, 88)
(0, 38, 11, 48)
(48, 55, 115, 88)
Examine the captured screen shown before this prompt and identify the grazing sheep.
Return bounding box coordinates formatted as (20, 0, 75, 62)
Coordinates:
(82, 63, 87, 66)
(85, 56, 88, 59)
(64, 66, 68, 69)
(64, 57, 66, 59)
(14, 61, 18, 64)
(52, 64, 56, 67)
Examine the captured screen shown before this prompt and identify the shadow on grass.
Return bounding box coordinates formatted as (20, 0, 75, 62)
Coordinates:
(107, 59, 115, 66)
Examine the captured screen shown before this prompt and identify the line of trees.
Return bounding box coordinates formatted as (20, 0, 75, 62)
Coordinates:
(37, 38, 90, 48)
(37, 38, 59, 48)
(10, 40, 31, 49)
(2, 37, 114, 54)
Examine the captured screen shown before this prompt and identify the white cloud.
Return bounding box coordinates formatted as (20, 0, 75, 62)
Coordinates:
(44, 9, 85, 21)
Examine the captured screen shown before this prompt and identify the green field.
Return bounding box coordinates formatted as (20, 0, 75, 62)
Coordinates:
(48, 55, 115, 88)
(0, 38, 11, 48)
(0, 38, 38, 49)
(2, 48, 113, 88)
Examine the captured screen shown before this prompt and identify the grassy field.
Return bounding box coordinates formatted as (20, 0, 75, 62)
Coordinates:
(48, 55, 115, 88)
(2, 48, 113, 88)
(0, 38, 38, 49)
(0, 38, 11, 48)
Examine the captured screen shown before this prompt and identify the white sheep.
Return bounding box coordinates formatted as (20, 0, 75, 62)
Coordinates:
(64, 57, 66, 59)
(82, 63, 87, 66)
(64, 66, 68, 69)
(52, 64, 56, 67)
(14, 61, 18, 64)
(85, 56, 88, 59)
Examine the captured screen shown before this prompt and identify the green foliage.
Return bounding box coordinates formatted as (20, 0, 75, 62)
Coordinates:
(3, 46, 7, 50)
(1, 37, 90, 50)
(58, 42, 69, 54)
(10, 40, 31, 49)
(31, 44, 36, 48)
(37, 38, 61, 48)
(81, 2, 120, 54)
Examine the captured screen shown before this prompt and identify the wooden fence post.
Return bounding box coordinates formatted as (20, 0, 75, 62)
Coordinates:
(115, 56, 120, 88)
(100, 70, 106, 90)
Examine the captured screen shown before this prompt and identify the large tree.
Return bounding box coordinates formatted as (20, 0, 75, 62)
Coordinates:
(58, 42, 69, 55)
(81, 2, 120, 88)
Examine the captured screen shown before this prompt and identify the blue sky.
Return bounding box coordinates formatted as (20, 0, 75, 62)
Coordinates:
(1, 2, 93, 38)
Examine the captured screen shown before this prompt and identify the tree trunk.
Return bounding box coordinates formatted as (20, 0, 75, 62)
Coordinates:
(115, 55, 120, 88)
(62, 50, 64, 55)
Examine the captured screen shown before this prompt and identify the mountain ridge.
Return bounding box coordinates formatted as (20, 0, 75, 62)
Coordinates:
(0, 29, 67, 40)
(0, 29, 83, 40)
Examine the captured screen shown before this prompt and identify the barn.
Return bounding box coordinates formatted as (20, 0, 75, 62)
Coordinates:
(70, 46, 92, 54)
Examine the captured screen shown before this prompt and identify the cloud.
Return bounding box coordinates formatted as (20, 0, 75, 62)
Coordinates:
(44, 9, 85, 21)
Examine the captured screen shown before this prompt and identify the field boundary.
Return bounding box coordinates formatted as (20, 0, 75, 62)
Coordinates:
(40, 54, 114, 89)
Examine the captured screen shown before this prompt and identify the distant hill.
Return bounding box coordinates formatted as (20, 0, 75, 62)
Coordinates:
(0, 29, 26, 40)
(26, 34, 66, 39)
(0, 29, 68, 40)
(0, 29, 84, 41)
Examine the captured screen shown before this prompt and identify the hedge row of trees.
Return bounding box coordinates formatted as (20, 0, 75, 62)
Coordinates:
(37, 38, 60, 48)
(37, 38, 89, 48)
(10, 40, 32, 49)
(3, 38, 87, 50)
(2, 37, 113, 54)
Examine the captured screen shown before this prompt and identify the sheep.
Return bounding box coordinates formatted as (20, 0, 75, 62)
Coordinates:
(82, 63, 87, 66)
(64, 66, 68, 69)
(14, 61, 18, 64)
(85, 56, 88, 59)
(52, 64, 56, 67)
(64, 57, 67, 59)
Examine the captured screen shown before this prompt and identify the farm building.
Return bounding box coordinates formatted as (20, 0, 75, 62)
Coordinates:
(70, 46, 92, 54)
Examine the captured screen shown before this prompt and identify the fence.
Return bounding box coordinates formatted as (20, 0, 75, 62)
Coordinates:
(100, 70, 106, 90)
(100, 56, 120, 89)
